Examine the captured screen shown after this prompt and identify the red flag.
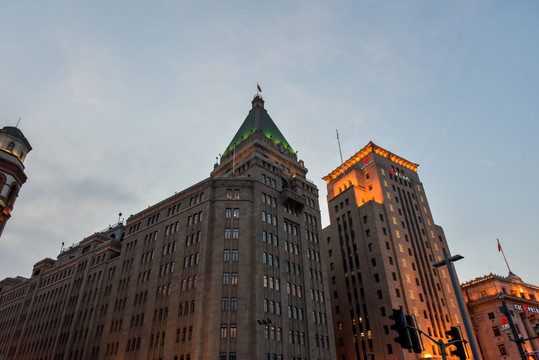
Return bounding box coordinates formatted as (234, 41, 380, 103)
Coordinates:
(497, 239, 502, 252)
(257, 83, 262, 93)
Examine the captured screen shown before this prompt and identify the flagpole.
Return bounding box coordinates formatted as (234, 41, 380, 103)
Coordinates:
(232, 144, 236, 176)
(497, 239, 513, 274)
(336, 129, 346, 177)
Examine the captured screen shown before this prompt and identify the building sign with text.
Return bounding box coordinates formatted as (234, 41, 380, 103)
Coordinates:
(513, 304, 539, 314)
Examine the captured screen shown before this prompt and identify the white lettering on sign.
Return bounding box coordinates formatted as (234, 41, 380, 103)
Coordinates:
(513, 304, 539, 314)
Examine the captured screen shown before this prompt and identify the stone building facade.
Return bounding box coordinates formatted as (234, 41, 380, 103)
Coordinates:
(0, 95, 335, 360)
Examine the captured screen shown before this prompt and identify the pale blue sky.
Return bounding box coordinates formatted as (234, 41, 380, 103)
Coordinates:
(1, 1, 537, 284)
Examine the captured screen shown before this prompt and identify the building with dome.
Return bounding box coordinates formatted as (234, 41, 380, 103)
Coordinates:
(0, 126, 31, 237)
(462, 272, 539, 360)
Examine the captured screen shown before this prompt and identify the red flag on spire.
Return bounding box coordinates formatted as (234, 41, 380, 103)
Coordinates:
(497, 238, 502, 252)
(257, 83, 262, 93)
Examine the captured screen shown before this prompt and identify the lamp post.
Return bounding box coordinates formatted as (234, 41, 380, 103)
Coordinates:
(257, 318, 272, 360)
(433, 254, 482, 360)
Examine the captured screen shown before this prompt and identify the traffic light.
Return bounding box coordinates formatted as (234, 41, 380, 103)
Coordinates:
(389, 308, 412, 349)
(445, 326, 467, 360)
(405, 315, 422, 354)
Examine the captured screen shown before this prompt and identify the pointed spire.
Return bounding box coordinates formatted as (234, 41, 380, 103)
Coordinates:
(222, 95, 295, 156)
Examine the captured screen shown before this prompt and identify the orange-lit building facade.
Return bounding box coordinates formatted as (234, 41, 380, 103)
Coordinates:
(322, 142, 466, 360)
(0, 96, 335, 360)
(462, 273, 539, 360)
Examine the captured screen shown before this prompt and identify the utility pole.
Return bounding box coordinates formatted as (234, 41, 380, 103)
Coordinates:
(433, 254, 482, 360)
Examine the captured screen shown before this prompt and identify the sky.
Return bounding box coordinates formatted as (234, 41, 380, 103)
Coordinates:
(1, 1, 537, 285)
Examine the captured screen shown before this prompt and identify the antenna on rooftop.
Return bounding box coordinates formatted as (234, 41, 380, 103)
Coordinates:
(118, 212, 122, 224)
(16, 117, 21, 127)
(336, 129, 346, 177)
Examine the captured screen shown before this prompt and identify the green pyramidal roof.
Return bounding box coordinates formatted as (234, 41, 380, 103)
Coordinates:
(223, 96, 295, 156)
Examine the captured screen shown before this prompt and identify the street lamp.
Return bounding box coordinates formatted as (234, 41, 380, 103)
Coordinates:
(433, 254, 481, 360)
(257, 318, 272, 360)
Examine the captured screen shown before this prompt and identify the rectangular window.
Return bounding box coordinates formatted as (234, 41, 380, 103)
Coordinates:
(220, 325, 227, 338)
(230, 324, 237, 338)
(221, 298, 228, 311)
(223, 250, 230, 262)
(222, 273, 229, 285)
(224, 228, 231, 239)
(231, 273, 238, 285)
(232, 249, 238, 262)
(232, 228, 239, 239)
(233, 208, 240, 218)
(225, 208, 231, 218)
(230, 297, 238, 311)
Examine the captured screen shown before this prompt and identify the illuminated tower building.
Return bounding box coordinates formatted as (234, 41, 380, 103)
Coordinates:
(0, 95, 335, 360)
(322, 142, 466, 360)
(0, 126, 31, 237)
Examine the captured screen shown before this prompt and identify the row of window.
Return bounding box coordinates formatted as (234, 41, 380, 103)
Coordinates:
(180, 276, 198, 291)
(261, 174, 277, 188)
(263, 275, 280, 290)
(286, 283, 302, 298)
(304, 212, 317, 225)
(144, 231, 158, 245)
(141, 250, 155, 264)
(125, 337, 141, 352)
(163, 241, 177, 255)
(225, 208, 240, 219)
(262, 252, 279, 267)
(156, 284, 171, 298)
(261, 193, 277, 206)
(176, 326, 193, 342)
(167, 202, 182, 217)
(222, 273, 238, 286)
(226, 189, 240, 199)
(262, 231, 279, 246)
(128, 222, 141, 234)
(187, 212, 203, 226)
(189, 192, 204, 206)
(283, 221, 298, 235)
(263, 299, 281, 314)
(184, 254, 199, 267)
(147, 213, 160, 226)
(137, 270, 152, 284)
(160, 262, 175, 276)
(178, 300, 195, 316)
(285, 261, 301, 275)
(224, 228, 239, 240)
(305, 230, 319, 243)
(130, 313, 144, 328)
(262, 212, 278, 226)
(220, 324, 237, 338)
(221, 297, 238, 311)
(223, 249, 238, 262)
(165, 222, 180, 235)
(186, 231, 201, 246)
(306, 248, 320, 262)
